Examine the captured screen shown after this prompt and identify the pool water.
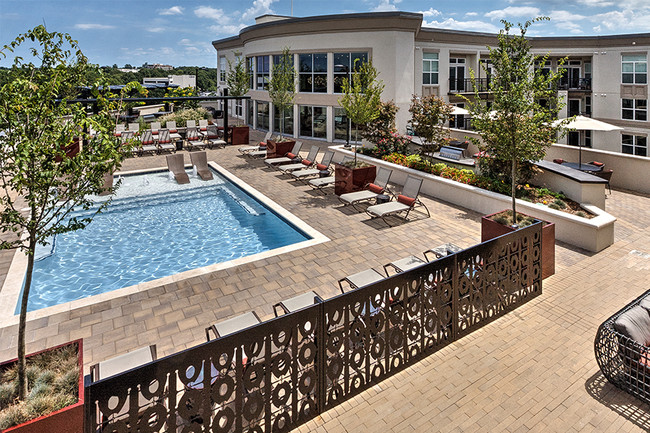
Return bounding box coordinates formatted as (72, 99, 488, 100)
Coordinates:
(23, 169, 310, 312)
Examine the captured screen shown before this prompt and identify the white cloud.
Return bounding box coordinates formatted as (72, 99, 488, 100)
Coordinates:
(194, 6, 227, 20)
(373, 0, 402, 12)
(577, 0, 614, 6)
(74, 23, 115, 30)
(549, 10, 586, 22)
(465, 12, 478, 17)
(589, 9, 650, 33)
(423, 18, 500, 33)
(242, 0, 278, 21)
(485, 6, 541, 20)
(209, 24, 246, 35)
(147, 27, 165, 33)
(159, 6, 184, 16)
(419, 8, 442, 18)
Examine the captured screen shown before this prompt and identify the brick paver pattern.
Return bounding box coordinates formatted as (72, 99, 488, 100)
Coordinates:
(1, 130, 649, 432)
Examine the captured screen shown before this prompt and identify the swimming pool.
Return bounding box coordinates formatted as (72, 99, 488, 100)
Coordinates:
(20, 167, 315, 312)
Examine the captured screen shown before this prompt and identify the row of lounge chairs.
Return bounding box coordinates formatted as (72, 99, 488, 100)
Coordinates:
(117, 121, 226, 156)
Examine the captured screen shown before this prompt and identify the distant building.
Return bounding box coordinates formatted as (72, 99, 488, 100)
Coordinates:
(142, 75, 196, 89)
(143, 63, 174, 71)
(118, 68, 139, 73)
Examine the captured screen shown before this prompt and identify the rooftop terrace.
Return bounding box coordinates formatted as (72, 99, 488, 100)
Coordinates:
(0, 130, 649, 432)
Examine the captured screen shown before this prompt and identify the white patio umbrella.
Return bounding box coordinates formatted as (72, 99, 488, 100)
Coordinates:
(450, 106, 469, 115)
(553, 115, 622, 167)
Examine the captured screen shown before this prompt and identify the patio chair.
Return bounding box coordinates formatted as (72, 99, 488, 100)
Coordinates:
(89, 345, 159, 424)
(338, 268, 385, 293)
(308, 156, 353, 193)
(383, 255, 427, 276)
(239, 131, 271, 154)
(166, 153, 190, 184)
(186, 120, 203, 137)
(156, 129, 176, 153)
(165, 121, 182, 141)
(138, 130, 157, 156)
(185, 127, 207, 151)
(264, 141, 303, 169)
(205, 124, 226, 148)
(190, 151, 213, 181)
(150, 122, 161, 136)
(273, 291, 323, 317)
(114, 123, 126, 137)
(423, 242, 463, 262)
(205, 311, 261, 341)
(128, 122, 140, 133)
(592, 169, 613, 194)
(279, 146, 319, 173)
(338, 166, 394, 211)
(198, 119, 209, 134)
(365, 175, 429, 226)
(291, 150, 334, 182)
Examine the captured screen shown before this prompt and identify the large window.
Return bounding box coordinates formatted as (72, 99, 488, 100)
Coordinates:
(622, 54, 647, 84)
(273, 106, 294, 136)
(247, 57, 254, 90)
(333, 52, 368, 93)
(256, 101, 269, 130)
(622, 134, 647, 156)
(449, 58, 465, 92)
(219, 56, 227, 82)
(299, 53, 327, 93)
(334, 107, 359, 142)
(622, 99, 647, 121)
(299, 105, 326, 138)
(423, 52, 439, 85)
(246, 100, 254, 126)
(256, 55, 270, 90)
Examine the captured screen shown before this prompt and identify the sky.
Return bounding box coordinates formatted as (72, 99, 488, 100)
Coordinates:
(1, 0, 650, 68)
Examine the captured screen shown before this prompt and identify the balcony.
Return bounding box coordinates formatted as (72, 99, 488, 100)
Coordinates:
(558, 77, 591, 91)
(448, 78, 491, 94)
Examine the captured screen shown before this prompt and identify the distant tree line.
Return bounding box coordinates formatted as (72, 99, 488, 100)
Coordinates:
(0, 64, 221, 92)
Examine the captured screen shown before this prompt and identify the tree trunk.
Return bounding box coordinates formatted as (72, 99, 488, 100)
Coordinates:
(511, 157, 517, 228)
(17, 233, 36, 400)
(354, 126, 359, 167)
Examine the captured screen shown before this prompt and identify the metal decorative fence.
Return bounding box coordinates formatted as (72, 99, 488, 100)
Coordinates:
(595, 288, 650, 405)
(85, 222, 542, 433)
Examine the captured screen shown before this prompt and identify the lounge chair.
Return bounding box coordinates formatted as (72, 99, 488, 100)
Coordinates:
(165, 121, 182, 141)
(279, 146, 319, 173)
(423, 243, 463, 262)
(166, 153, 190, 184)
(138, 130, 157, 156)
(186, 119, 203, 137)
(273, 291, 323, 317)
(185, 127, 206, 151)
(205, 125, 226, 148)
(150, 122, 161, 136)
(308, 156, 353, 193)
(90, 345, 157, 381)
(291, 150, 334, 182)
(338, 166, 394, 210)
(383, 255, 427, 276)
(239, 131, 271, 154)
(198, 119, 209, 134)
(205, 311, 261, 341)
(128, 122, 140, 133)
(338, 268, 385, 293)
(365, 175, 429, 226)
(264, 141, 303, 169)
(190, 151, 213, 181)
(114, 124, 126, 137)
(156, 129, 176, 153)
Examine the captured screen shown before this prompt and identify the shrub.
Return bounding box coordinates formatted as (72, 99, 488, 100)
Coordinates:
(159, 107, 208, 128)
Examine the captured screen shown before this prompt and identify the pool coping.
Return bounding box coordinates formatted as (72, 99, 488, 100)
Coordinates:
(0, 162, 330, 328)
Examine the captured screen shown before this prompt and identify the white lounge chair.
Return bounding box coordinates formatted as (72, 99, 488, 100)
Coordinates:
(365, 175, 429, 226)
(291, 150, 334, 181)
(239, 131, 271, 154)
(338, 166, 394, 211)
(264, 141, 303, 169)
(165, 121, 182, 141)
(205, 125, 226, 148)
(138, 130, 157, 156)
(279, 146, 319, 173)
(185, 127, 206, 151)
(156, 129, 176, 153)
(308, 156, 353, 193)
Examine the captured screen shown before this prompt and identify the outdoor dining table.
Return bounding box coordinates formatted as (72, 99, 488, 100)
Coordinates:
(562, 162, 603, 172)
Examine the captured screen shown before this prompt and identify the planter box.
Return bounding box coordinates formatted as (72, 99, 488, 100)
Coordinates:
(2, 340, 84, 433)
(334, 164, 377, 195)
(481, 211, 555, 279)
(266, 139, 296, 159)
(230, 125, 249, 145)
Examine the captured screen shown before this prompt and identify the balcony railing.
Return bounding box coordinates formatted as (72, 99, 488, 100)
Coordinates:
(448, 78, 491, 94)
(84, 223, 543, 433)
(558, 78, 592, 91)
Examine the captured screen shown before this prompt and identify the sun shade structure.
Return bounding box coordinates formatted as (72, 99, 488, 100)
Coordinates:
(554, 115, 623, 166)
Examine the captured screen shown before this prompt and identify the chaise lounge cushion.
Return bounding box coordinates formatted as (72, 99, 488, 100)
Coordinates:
(397, 195, 416, 207)
(614, 305, 650, 346)
(368, 183, 384, 194)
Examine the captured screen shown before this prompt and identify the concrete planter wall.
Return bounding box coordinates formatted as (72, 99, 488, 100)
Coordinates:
(330, 146, 616, 252)
(3, 340, 84, 433)
(481, 211, 555, 279)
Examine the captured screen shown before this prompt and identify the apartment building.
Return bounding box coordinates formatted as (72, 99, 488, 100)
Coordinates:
(212, 11, 650, 157)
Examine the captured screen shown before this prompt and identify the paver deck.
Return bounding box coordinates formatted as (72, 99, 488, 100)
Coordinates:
(1, 130, 649, 432)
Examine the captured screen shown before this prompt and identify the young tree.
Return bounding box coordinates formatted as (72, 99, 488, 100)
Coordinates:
(409, 95, 454, 163)
(268, 47, 296, 140)
(0, 26, 131, 400)
(338, 60, 384, 166)
(466, 18, 567, 226)
(226, 52, 250, 125)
